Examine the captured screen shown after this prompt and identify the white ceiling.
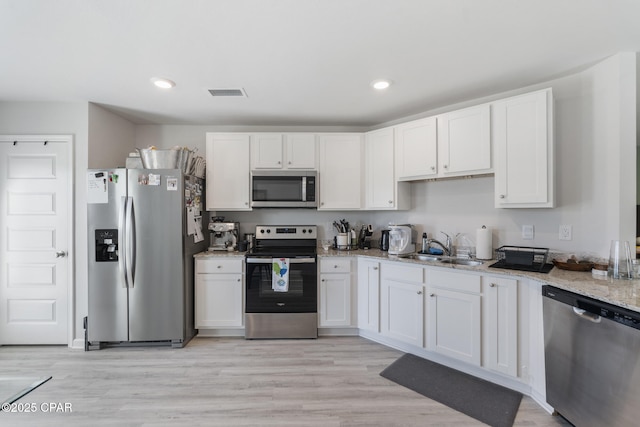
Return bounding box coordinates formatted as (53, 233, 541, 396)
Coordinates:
(1, 0, 639, 127)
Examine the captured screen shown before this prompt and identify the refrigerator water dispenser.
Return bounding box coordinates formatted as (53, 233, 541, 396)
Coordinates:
(95, 229, 118, 262)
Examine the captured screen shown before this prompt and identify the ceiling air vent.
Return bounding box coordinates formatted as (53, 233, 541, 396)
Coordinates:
(208, 88, 247, 97)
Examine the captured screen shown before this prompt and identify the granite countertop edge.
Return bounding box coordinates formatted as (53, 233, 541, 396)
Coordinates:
(195, 249, 640, 313)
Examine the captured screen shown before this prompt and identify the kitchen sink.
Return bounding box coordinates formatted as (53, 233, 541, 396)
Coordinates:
(437, 258, 484, 266)
(405, 254, 443, 262)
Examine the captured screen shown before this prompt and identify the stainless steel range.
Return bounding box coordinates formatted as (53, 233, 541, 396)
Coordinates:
(244, 225, 318, 339)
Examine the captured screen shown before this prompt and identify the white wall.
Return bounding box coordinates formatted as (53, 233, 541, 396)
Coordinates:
(0, 101, 89, 347)
(140, 53, 637, 260)
(88, 103, 136, 168)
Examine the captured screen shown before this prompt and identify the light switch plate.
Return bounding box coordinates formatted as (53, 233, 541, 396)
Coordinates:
(522, 225, 534, 240)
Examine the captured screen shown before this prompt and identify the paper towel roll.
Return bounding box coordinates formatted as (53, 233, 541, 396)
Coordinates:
(476, 227, 493, 260)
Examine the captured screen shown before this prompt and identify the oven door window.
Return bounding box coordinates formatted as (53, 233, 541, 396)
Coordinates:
(252, 176, 302, 201)
(246, 260, 317, 313)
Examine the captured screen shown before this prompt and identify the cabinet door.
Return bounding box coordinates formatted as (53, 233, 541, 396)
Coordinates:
(493, 89, 554, 208)
(318, 134, 362, 210)
(381, 280, 424, 347)
(357, 259, 380, 332)
(438, 104, 491, 176)
(285, 134, 316, 169)
(251, 134, 284, 169)
(395, 117, 437, 180)
(205, 133, 251, 210)
(426, 287, 481, 366)
(319, 273, 351, 327)
(365, 127, 407, 210)
(482, 276, 518, 377)
(195, 273, 243, 328)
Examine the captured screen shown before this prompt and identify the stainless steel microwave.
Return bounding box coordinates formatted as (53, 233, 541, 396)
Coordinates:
(251, 171, 317, 208)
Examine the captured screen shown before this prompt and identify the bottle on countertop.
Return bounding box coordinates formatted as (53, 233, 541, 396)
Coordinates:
(421, 232, 429, 253)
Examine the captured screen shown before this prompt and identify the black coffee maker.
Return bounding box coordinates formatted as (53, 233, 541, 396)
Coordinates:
(380, 229, 390, 251)
(358, 224, 373, 249)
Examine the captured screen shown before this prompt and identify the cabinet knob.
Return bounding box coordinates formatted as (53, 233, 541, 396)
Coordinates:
(288, 161, 292, 165)
(443, 164, 448, 169)
(430, 293, 435, 297)
(430, 166, 435, 171)
(417, 290, 423, 295)
(373, 267, 378, 270)
(277, 161, 281, 164)
(321, 202, 324, 206)
(490, 283, 496, 287)
(499, 194, 505, 199)
(245, 202, 249, 205)
(334, 265, 338, 268)
(388, 200, 393, 204)
(237, 278, 241, 282)
(217, 265, 222, 269)
(321, 279, 325, 282)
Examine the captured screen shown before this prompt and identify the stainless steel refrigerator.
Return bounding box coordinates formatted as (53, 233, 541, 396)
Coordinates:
(86, 168, 206, 349)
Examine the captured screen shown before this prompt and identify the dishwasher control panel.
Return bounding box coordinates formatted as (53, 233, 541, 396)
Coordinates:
(543, 285, 640, 331)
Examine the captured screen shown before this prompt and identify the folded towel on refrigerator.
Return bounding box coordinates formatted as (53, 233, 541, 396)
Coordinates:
(272, 258, 290, 292)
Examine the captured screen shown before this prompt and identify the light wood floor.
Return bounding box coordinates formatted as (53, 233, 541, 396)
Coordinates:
(1, 336, 570, 426)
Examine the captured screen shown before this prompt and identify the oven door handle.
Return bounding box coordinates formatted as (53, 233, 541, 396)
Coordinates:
(246, 257, 316, 264)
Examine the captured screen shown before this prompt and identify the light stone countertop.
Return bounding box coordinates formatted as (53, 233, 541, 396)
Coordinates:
(195, 248, 640, 313)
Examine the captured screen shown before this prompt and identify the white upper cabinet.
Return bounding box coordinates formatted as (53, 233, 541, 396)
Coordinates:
(493, 88, 554, 208)
(437, 104, 491, 177)
(364, 127, 410, 210)
(251, 133, 316, 170)
(285, 134, 316, 169)
(205, 133, 251, 211)
(251, 134, 284, 169)
(318, 134, 363, 210)
(395, 117, 438, 180)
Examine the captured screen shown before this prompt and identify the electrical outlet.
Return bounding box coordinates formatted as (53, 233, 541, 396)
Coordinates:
(522, 225, 534, 240)
(559, 225, 572, 241)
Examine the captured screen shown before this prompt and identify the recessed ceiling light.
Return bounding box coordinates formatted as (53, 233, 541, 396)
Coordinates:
(151, 77, 176, 89)
(371, 79, 391, 90)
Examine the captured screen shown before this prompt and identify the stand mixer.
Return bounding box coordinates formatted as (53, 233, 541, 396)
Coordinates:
(208, 218, 240, 251)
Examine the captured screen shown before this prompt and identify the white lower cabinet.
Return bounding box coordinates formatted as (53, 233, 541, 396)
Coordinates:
(380, 263, 424, 347)
(426, 269, 481, 366)
(482, 275, 518, 377)
(357, 258, 380, 332)
(319, 257, 354, 327)
(195, 258, 244, 328)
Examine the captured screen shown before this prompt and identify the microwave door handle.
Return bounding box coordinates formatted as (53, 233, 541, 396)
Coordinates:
(301, 176, 307, 202)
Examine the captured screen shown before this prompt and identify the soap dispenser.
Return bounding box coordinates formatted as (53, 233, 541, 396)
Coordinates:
(421, 233, 428, 253)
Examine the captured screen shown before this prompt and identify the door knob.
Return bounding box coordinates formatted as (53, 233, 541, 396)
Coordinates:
(55, 250, 66, 258)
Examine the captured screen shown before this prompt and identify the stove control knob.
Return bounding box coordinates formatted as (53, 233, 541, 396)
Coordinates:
(260, 229, 265, 234)
(266, 229, 271, 233)
(308, 229, 313, 234)
(302, 229, 307, 233)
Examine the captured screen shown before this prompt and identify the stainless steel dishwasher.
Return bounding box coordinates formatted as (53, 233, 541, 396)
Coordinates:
(543, 285, 640, 427)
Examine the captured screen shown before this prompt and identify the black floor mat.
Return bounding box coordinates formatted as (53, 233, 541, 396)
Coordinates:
(381, 354, 522, 427)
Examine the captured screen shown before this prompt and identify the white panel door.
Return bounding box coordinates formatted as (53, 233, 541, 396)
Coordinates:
(319, 273, 351, 327)
(0, 137, 71, 344)
(317, 134, 362, 210)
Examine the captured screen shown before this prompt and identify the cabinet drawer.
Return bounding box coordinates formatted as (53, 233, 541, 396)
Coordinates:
(428, 269, 481, 293)
(381, 263, 424, 284)
(196, 258, 243, 274)
(320, 258, 352, 274)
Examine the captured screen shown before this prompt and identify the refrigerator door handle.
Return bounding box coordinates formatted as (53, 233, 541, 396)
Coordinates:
(125, 196, 136, 288)
(118, 196, 129, 288)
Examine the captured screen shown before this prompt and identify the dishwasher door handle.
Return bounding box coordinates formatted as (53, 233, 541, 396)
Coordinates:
(573, 307, 602, 323)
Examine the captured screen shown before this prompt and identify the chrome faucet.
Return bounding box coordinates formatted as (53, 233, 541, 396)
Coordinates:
(426, 232, 452, 256)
